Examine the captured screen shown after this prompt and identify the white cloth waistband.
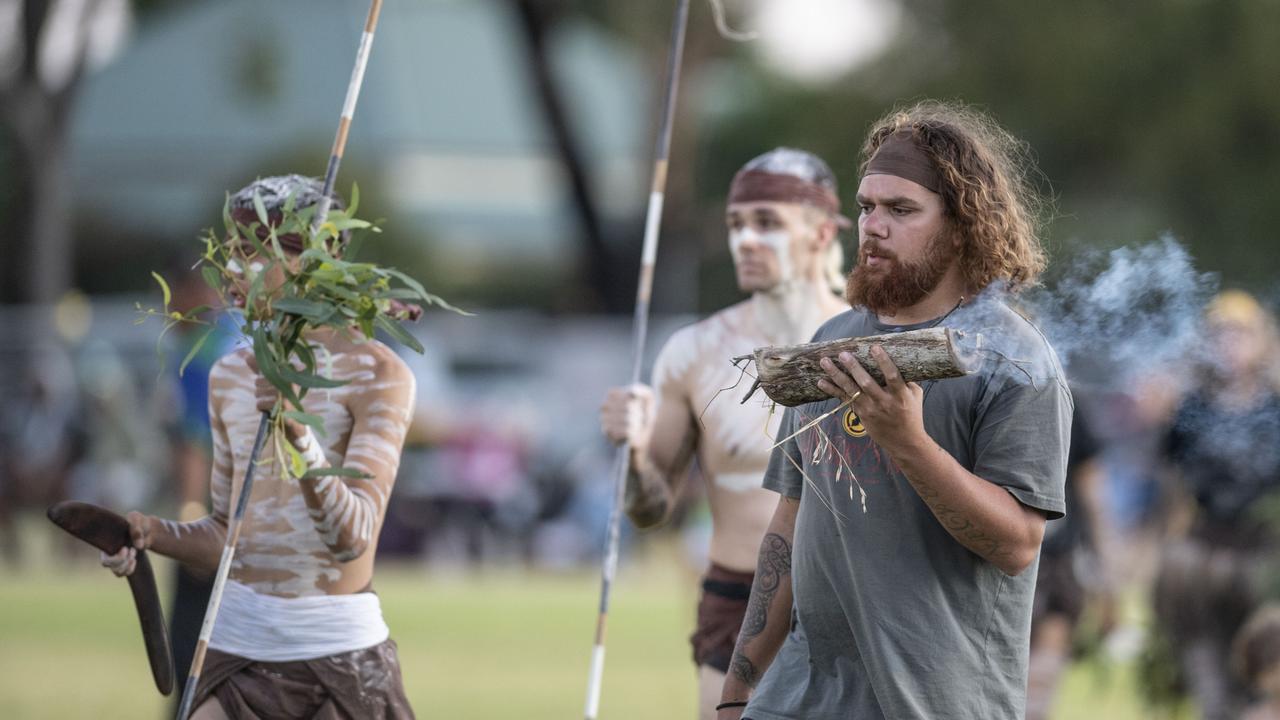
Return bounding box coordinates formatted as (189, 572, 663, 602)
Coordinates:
(209, 580, 390, 662)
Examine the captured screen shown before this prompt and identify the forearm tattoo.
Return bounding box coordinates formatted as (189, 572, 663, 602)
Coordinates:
(729, 650, 760, 688)
(913, 483, 1014, 564)
(731, 532, 792, 687)
(623, 460, 672, 527)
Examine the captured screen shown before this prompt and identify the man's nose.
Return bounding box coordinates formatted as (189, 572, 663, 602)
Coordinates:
(860, 208, 888, 239)
(731, 229, 762, 250)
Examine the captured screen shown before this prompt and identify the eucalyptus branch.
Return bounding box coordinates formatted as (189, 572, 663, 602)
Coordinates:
(140, 183, 464, 479)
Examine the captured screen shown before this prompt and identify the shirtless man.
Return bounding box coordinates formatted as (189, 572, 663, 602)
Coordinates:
(600, 149, 850, 719)
(101, 175, 416, 719)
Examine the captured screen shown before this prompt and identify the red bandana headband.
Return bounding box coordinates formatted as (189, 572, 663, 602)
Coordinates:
(728, 169, 852, 228)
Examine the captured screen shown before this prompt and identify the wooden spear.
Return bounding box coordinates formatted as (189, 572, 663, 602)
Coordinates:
(583, 1, 691, 718)
(173, 2, 384, 718)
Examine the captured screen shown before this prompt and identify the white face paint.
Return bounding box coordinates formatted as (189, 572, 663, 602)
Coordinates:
(729, 228, 794, 285)
(225, 258, 266, 277)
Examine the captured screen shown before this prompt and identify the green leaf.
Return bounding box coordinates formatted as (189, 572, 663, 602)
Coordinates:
(178, 327, 215, 377)
(302, 466, 371, 480)
(151, 272, 172, 308)
(283, 410, 327, 438)
(235, 219, 270, 259)
(244, 265, 267, 319)
(201, 264, 223, 291)
(294, 341, 317, 375)
(273, 297, 330, 321)
(383, 268, 472, 316)
(285, 441, 307, 478)
(252, 325, 304, 410)
(277, 363, 348, 389)
(298, 248, 336, 265)
(221, 193, 236, 238)
(253, 190, 270, 227)
(378, 288, 428, 300)
(343, 233, 365, 262)
(348, 182, 360, 216)
(375, 315, 424, 354)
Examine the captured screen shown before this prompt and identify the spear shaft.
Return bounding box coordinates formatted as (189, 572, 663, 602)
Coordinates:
(173, 2, 384, 718)
(583, 1, 691, 717)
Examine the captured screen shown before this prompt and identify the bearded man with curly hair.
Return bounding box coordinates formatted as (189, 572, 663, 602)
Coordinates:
(717, 102, 1072, 720)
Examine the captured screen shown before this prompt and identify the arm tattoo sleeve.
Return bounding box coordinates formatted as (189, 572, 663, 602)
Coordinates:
(731, 532, 792, 687)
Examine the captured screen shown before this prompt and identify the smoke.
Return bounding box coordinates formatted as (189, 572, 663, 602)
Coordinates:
(941, 235, 1220, 391)
(1028, 235, 1220, 389)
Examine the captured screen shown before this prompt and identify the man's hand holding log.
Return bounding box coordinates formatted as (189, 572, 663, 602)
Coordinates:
(818, 345, 927, 455)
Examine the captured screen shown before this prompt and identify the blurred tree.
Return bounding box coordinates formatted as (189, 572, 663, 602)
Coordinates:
(510, 0, 618, 311)
(0, 0, 193, 306)
(691, 0, 1280, 305)
(555, 0, 746, 314)
(0, 0, 129, 304)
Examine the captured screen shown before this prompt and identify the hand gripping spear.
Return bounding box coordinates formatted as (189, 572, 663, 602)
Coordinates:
(171, 2, 385, 718)
(582, 2, 691, 718)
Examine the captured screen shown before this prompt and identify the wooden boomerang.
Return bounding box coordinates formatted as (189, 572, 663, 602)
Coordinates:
(47, 501, 175, 696)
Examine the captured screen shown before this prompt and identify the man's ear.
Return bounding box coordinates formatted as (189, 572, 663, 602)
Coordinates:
(813, 218, 837, 251)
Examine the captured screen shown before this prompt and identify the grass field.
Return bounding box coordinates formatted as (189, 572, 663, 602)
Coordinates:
(0, 517, 1171, 719)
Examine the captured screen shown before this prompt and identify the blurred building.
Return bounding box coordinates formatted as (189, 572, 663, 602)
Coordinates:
(69, 0, 648, 285)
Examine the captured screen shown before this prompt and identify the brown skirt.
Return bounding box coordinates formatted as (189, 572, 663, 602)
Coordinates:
(690, 563, 755, 673)
(192, 639, 414, 719)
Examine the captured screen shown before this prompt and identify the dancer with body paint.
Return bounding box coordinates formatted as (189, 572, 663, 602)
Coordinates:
(717, 102, 1071, 720)
(100, 176, 416, 720)
(599, 148, 850, 719)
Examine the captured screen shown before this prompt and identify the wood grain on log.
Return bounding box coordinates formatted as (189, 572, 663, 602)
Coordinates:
(742, 327, 976, 407)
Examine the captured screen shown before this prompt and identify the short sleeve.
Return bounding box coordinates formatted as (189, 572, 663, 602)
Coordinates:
(763, 407, 804, 499)
(972, 376, 1072, 519)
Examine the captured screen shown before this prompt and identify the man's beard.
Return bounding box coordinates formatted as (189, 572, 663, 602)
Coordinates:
(845, 228, 954, 314)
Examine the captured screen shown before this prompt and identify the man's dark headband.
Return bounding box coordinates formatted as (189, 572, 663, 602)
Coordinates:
(728, 169, 851, 227)
(865, 131, 942, 194)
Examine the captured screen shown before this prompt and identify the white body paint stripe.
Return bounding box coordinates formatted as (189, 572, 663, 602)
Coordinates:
(713, 472, 766, 493)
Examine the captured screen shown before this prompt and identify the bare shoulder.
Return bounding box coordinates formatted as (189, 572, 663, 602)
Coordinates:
(704, 299, 754, 334)
(208, 347, 253, 397)
(653, 301, 751, 388)
(353, 339, 414, 380)
(345, 341, 417, 415)
(667, 300, 751, 352)
(210, 346, 252, 376)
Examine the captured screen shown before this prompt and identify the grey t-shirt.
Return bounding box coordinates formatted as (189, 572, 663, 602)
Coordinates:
(745, 301, 1072, 720)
